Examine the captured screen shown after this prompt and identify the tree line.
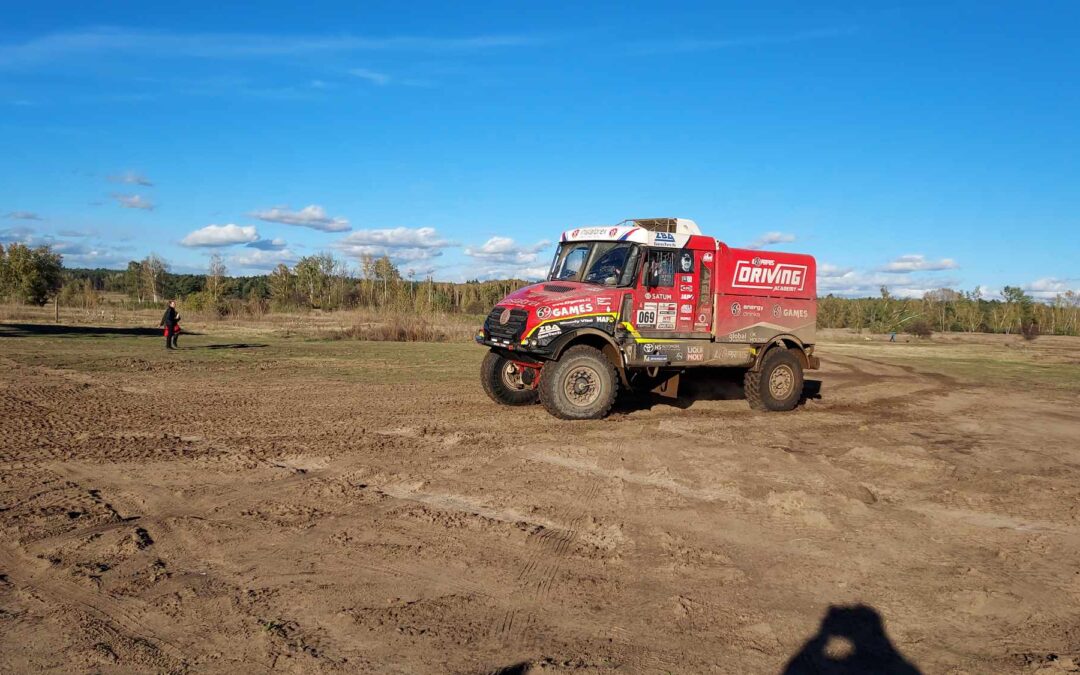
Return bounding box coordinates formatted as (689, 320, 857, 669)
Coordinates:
(3, 242, 1078, 336)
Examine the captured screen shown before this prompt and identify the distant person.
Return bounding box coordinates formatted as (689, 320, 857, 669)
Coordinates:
(889, 331, 897, 342)
(159, 300, 181, 350)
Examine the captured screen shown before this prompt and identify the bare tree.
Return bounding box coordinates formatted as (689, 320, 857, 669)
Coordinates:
(207, 253, 227, 303)
(140, 254, 168, 303)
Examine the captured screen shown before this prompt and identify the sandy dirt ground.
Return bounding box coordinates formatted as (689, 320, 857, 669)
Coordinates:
(1, 323, 1079, 674)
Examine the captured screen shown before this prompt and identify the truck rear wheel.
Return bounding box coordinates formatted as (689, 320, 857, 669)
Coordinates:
(539, 345, 618, 420)
(744, 348, 804, 412)
(481, 351, 539, 406)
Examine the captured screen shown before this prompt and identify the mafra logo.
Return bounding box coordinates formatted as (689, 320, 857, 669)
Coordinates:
(732, 259, 807, 292)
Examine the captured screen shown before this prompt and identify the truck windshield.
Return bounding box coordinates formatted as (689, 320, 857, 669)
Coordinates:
(548, 242, 639, 286)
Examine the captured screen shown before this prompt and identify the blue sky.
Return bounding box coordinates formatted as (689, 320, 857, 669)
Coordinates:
(1, 1, 1077, 298)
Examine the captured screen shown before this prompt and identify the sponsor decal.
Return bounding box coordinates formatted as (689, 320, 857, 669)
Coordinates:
(679, 252, 694, 273)
(568, 226, 618, 239)
(654, 232, 677, 247)
(642, 342, 656, 353)
(732, 258, 808, 292)
(772, 305, 782, 318)
(703, 252, 713, 262)
(596, 296, 612, 307)
(645, 354, 668, 362)
(657, 303, 677, 330)
(674, 351, 684, 361)
(687, 353, 704, 362)
(782, 308, 810, 319)
(679, 284, 693, 292)
(682, 276, 693, 283)
(687, 346, 704, 355)
(680, 293, 694, 300)
(680, 303, 693, 314)
(727, 331, 749, 341)
(572, 229, 579, 237)
(742, 304, 763, 311)
(645, 292, 673, 300)
(536, 306, 552, 320)
(537, 324, 562, 340)
(636, 303, 658, 327)
(697, 313, 709, 323)
(731, 302, 742, 316)
(544, 302, 594, 318)
(499, 308, 511, 325)
(609, 227, 619, 237)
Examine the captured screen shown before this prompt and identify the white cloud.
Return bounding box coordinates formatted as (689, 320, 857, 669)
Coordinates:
(0, 28, 541, 67)
(335, 226, 453, 265)
(880, 254, 958, 273)
(464, 236, 550, 264)
(747, 231, 796, 249)
(108, 171, 153, 186)
(180, 223, 259, 247)
(4, 210, 43, 220)
(112, 193, 155, 210)
(229, 248, 299, 271)
(1024, 278, 1079, 299)
(0, 226, 35, 243)
(246, 237, 287, 251)
(349, 68, 390, 85)
(818, 263, 962, 298)
(251, 204, 350, 232)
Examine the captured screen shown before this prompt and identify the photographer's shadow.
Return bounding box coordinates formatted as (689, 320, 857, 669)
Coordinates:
(783, 604, 921, 675)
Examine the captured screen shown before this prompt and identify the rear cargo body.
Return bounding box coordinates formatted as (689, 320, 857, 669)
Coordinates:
(712, 246, 817, 346)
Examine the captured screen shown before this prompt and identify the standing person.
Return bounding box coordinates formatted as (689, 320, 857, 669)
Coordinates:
(159, 300, 181, 350)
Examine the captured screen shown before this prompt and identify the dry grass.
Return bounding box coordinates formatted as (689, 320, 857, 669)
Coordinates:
(0, 302, 483, 343)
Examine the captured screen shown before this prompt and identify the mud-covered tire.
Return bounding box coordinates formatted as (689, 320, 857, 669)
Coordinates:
(744, 348, 804, 412)
(538, 345, 618, 420)
(481, 351, 539, 406)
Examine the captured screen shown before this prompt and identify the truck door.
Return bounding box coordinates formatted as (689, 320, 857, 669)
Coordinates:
(631, 248, 679, 334)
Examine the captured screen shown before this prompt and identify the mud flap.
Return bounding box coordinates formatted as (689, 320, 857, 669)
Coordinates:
(651, 372, 680, 399)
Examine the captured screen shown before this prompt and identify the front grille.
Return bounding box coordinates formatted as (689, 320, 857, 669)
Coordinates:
(484, 307, 529, 343)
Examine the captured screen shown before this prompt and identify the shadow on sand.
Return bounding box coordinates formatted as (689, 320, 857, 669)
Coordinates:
(783, 604, 922, 674)
(199, 343, 268, 350)
(613, 367, 822, 414)
(0, 323, 203, 338)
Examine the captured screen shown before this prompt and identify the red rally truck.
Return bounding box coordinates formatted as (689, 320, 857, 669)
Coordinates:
(476, 218, 819, 419)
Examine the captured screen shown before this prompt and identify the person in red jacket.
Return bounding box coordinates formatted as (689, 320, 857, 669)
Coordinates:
(159, 300, 181, 350)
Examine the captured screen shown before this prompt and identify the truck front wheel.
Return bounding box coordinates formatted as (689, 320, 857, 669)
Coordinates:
(481, 351, 539, 406)
(539, 345, 618, 420)
(744, 348, 804, 411)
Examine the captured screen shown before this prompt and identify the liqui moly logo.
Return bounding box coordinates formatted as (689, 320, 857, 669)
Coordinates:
(732, 258, 807, 292)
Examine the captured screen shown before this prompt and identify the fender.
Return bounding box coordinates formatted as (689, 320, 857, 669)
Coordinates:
(547, 327, 630, 387)
(750, 333, 818, 371)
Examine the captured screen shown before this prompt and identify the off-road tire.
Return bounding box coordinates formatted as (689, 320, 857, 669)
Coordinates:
(539, 345, 618, 420)
(481, 351, 539, 406)
(744, 348, 804, 412)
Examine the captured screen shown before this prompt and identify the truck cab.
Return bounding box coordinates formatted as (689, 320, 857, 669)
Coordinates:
(477, 217, 819, 419)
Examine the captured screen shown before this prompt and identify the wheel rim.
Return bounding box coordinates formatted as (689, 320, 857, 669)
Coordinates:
(500, 362, 525, 390)
(769, 364, 795, 399)
(563, 365, 602, 407)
